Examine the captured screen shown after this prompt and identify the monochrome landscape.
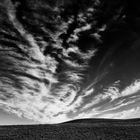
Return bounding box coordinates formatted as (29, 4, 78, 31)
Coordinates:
(0, 0, 140, 139)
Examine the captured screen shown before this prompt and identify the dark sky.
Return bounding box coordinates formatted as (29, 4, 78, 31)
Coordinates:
(0, 0, 140, 124)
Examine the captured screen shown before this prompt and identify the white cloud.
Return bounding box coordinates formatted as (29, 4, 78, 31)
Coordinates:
(82, 93, 108, 111)
(7, 0, 45, 63)
(101, 80, 140, 101)
(98, 107, 140, 119)
(84, 88, 94, 96)
(121, 80, 140, 96)
(3, 0, 140, 124)
(73, 108, 100, 119)
(64, 71, 84, 83)
(74, 101, 138, 120)
(74, 24, 92, 34)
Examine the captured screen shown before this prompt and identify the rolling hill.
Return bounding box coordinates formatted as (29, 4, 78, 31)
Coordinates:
(0, 118, 140, 140)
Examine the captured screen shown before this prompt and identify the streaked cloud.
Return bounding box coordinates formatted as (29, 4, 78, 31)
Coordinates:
(101, 80, 140, 101)
(0, 0, 98, 123)
(98, 107, 140, 119)
(0, 0, 140, 124)
(121, 80, 140, 96)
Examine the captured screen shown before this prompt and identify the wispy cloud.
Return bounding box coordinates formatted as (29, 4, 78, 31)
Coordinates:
(78, 80, 140, 118)
(1, 0, 139, 124)
(101, 79, 140, 101)
(121, 80, 140, 96)
(72, 100, 138, 120)
(0, 0, 98, 124)
(98, 107, 140, 119)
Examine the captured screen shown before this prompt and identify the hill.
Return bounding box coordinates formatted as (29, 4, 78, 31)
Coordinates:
(0, 118, 140, 140)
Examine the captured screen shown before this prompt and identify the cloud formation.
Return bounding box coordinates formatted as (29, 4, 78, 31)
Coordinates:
(0, 0, 97, 123)
(0, 0, 140, 124)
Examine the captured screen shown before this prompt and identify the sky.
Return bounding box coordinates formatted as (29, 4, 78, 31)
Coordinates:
(0, 109, 37, 125)
(0, 0, 140, 125)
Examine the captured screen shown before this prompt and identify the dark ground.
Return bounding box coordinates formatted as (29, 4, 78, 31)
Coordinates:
(0, 119, 140, 140)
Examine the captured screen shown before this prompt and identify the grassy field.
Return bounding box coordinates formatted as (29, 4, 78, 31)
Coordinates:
(0, 119, 140, 140)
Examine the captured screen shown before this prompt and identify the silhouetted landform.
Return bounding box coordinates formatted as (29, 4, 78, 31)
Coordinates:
(0, 118, 140, 140)
(63, 118, 140, 124)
